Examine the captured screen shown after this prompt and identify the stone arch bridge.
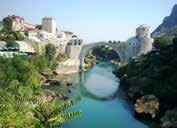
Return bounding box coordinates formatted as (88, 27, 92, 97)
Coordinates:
(66, 41, 140, 69)
(57, 25, 153, 73)
(79, 42, 139, 68)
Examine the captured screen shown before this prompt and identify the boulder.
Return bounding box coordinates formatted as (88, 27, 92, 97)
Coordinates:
(41, 72, 53, 79)
(45, 79, 61, 86)
(59, 94, 68, 100)
(134, 95, 159, 119)
(161, 108, 177, 128)
(66, 82, 72, 86)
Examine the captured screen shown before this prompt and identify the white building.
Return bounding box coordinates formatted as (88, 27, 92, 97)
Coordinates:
(11, 15, 24, 31)
(126, 25, 153, 55)
(24, 30, 41, 42)
(38, 30, 56, 40)
(42, 17, 56, 34)
(56, 31, 67, 41)
(16, 41, 35, 53)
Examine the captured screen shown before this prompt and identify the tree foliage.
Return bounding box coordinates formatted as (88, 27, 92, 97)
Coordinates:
(33, 97, 82, 128)
(36, 25, 42, 30)
(0, 56, 41, 127)
(0, 56, 82, 127)
(154, 37, 172, 49)
(45, 43, 57, 69)
(3, 16, 13, 31)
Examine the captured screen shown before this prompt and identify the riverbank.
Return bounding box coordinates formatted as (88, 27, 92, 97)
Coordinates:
(0, 55, 82, 128)
(113, 38, 177, 128)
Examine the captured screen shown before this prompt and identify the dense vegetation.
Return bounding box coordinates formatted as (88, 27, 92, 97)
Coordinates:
(29, 43, 69, 73)
(116, 37, 177, 117)
(0, 44, 81, 127)
(0, 16, 24, 41)
(0, 30, 24, 41)
(92, 46, 120, 61)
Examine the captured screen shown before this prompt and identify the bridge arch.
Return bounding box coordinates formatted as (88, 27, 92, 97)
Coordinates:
(79, 42, 127, 69)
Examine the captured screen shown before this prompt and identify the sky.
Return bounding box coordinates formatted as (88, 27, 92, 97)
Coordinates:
(0, 0, 177, 43)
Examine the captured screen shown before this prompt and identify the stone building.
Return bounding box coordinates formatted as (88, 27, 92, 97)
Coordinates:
(126, 25, 153, 55)
(42, 17, 56, 34)
(3, 15, 36, 32)
(66, 36, 83, 59)
(11, 15, 24, 31)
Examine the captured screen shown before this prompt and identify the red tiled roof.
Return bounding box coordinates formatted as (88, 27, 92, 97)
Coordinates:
(12, 15, 24, 20)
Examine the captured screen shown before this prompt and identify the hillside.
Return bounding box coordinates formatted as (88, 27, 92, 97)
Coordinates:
(152, 4, 177, 40)
(115, 37, 177, 127)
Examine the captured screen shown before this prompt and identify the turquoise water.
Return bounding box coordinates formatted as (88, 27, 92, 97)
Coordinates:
(63, 62, 148, 128)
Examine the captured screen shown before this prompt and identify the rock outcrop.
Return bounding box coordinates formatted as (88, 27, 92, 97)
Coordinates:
(152, 4, 177, 40)
(134, 95, 159, 119)
(161, 108, 177, 128)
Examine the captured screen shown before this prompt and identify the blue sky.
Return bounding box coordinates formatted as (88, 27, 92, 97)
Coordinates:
(0, 0, 177, 42)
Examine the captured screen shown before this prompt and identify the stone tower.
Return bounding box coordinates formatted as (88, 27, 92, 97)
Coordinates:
(126, 25, 153, 56)
(66, 36, 83, 59)
(136, 25, 154, 55)
(42, 17, 56, 34)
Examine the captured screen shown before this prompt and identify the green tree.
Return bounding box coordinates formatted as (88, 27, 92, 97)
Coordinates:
(29, 55, 48, 72)
(45, 43, 56, 61)
(13, 31, 24, 40)
(45, 43, 57, 69)
(3, 16, 13, 31)
(154, 37, 172, 49)
(5, 34, 16, 41)
(36, 25, 42, 30)
(0, 56, 41, 127)
(33, 97, 82, 128)
(108, 40, 112, 43)
(173, 37, 177, 48)
(113, 40, 117, 44)
(0, 56, 82, 128)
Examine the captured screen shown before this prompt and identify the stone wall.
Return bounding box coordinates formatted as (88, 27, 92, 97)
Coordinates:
(66, 38, 83, 59)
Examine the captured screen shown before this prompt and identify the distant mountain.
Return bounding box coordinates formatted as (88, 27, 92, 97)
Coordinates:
(152, 4, 177, 40)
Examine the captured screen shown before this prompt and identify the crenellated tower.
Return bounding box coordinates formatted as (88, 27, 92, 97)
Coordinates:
(66, 36, 83, 59)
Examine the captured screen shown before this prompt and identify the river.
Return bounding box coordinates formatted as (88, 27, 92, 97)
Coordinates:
(62, 61, 148, 128)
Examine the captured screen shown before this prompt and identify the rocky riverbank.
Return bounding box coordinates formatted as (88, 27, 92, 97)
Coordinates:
(113, 37, 177, 128)
(40, 71, 76, 102)
(55, 59, 81, 74)
(84, 53, 98, 70)
(114, 71, 177, 128)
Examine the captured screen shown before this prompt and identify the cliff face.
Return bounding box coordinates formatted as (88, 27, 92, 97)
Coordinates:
(152, 4, 177, 39)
